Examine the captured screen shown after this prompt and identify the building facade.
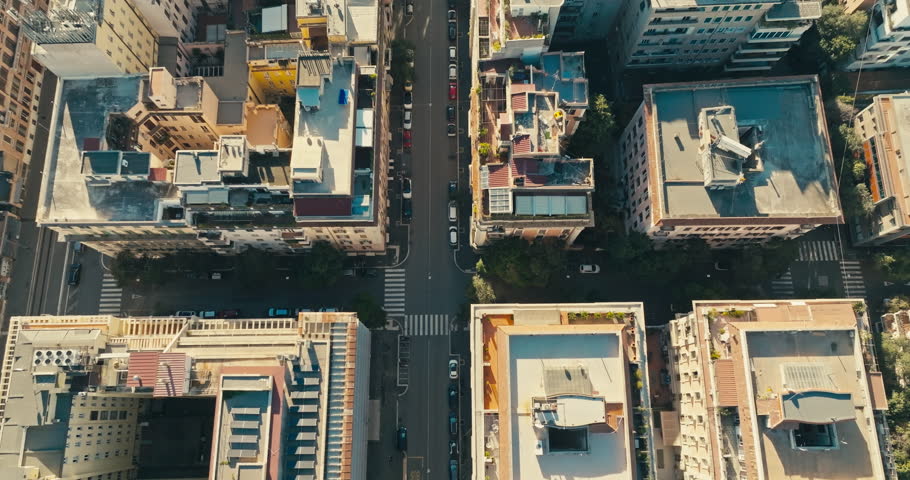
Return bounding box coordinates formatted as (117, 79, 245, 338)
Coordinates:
(619, 75, 843, 248)
(0, 312, 371, 480)
(653, 299, 893, 480)
(852, 92, 910, 245)
(847, 0, 910, 71)
(612, 0, 820, 72)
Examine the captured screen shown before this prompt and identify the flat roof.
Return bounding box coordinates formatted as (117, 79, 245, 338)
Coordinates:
(293, 58, 355, 196)
(346, 0, 378, 43)
(38, 76, 178, 224)
(646, 77, 841, 220)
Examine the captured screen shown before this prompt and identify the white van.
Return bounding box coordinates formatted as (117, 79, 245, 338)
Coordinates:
(448, 201, 457, 222)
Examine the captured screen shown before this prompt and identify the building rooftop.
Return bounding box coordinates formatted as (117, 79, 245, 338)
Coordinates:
(645, 76, 842, 221)
(533, 52, 588, 107)
(347, 0, 378, 43)
(470, 303, 649, 480)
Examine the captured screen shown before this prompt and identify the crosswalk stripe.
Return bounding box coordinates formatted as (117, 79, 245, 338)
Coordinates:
(401, 314, 450, 336)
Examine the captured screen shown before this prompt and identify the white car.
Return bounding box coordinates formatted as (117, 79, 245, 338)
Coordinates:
(448, 359, 458, 379)
(448, 226, 458, 248)
(448, 200, 457, 222)
(449, 46, 456, 62)
(403, 177, 412, 199)
(449, 63, 457, 80)
(404, 91, 413, 110)
(579, 264, 601, 274)
(403, 110, 412, 130)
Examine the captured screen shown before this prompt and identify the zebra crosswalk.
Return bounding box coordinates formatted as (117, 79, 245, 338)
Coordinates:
(840, 260, 867, 298)
(400, 314, 451, 336)
(98, 272, 123, 315)
(797, 240, 841, 262)
(770, 268, 795, 298)
(383, 269, 406, 325)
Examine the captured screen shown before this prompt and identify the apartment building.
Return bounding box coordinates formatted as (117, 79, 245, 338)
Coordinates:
(650, 299, 893, 480)
(0, 2, 49, 314)
(847, 0, 910, 70)
(851, 92, 910, 245)
(471, 51, 593, 248)
(619, 76, 843, 248)
(469, 302, 654, 480)
(612, 0, 820, 72)
(0, 311, 371, 480)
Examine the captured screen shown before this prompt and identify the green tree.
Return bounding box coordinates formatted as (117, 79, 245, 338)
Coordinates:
(481, 237, 566, 288)
(838, 124, 862, 155)
(817, 5, 868, 65)
(478, 142, 491, 157)
(351, 293, 387, 329)
(567, 93, 617, 158)
(855, 183, 875, 214)
(852, 160, 867, 182)
(299, 241, 345, 287)
(110, 250, 145, 287)
(468, 274, 497, 303)
(235, 248, 277, 287)
(875, 250, 910, 283)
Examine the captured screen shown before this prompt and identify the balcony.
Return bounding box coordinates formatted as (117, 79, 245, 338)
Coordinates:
(648, 16, 698, 25)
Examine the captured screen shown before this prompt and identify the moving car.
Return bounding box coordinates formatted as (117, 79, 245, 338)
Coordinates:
(67, 263, 82, 286)
(268, 307, 290, 317)
(448, 358, 458, 379)
(448, 226, 458, 248)
(404, 91, 413, 109)
(579, 264, 601, 274)
(210, 272, 222, 280)
(406, 1, 413, 15)
(403, 130, 412, 149)
(403, 110, 412, 129)
(295, 307, 313, 314)
(447, 123, 456, 137)
(402, 177, 413, 199)
(397, 426, 408, 450)
(448, 383, 457, 408)
(175, 310, 197, 317)
(449, 460, 458, 480)
(446, 104, 456, 121)
(448, 201, 457, 222)
(448, 82, 457, 100)
(449, 46, 456, 62)
(219, 309, 240, 319)
(449, 412, 458, 435)
(449, 63, 457, 80)
(447, 9, 456, 20)
(448, 21, 456, 41)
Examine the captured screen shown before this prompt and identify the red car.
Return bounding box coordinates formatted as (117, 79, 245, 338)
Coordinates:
(403, 130, 412, 149)
(449, 82, 457, 101)
(219, 310, 240, 319)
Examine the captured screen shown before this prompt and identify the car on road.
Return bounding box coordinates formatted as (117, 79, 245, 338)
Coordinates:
(403, 110, 412, 129)
(72, 241, 83, 253)
(448, 383, 457, 408)
(320, 307, 339, 312)
(448, 226, 458, 248)
(449, 46, 456, 61)
(343, 269, 355, 277)
(449, 412, 457, 435)
(403, 129, 412, 149)
(397, 426, 408, 450)
(447, 123, 456, 137)
(447, 9, 456, 20)
(175, 310, 197, 317)
(449, 82, 457, 100)
(219, 309, 240, 319)
(210, 272, 222, 280)
(448, 201, 457, 222)
(448, 21, 456, 41)
(448, 358, 458, 378)
(404, 80, 413, 92)
(200, 310, 217, 319)
(449, 63, 457, 80)
(67, 263, 82, 286)
(406, 1, 413, 15)
(448, 181, 458, 194)
(448, 0, 455, 8)
(449, 460, 458, 480)
(579, 264, 601, 274)
(268, 307, 290, 317)
(402, 177, 412, 199)
(446, 104, 455, 122)
(449, 440, 458, 456)
(403, 198, 413, 220)
(404, 91, 413, 109)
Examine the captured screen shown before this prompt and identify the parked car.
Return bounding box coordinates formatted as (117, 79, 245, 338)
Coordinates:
(406, 1, 414, 15)
(448, 226, 458, 248)
(320, 307, 339, 312)
(403, 130, 412, 149)
(403, 110, 413, 129)
(449, 460, 458, 480)
(402, 177, 413, 199)
(448, 383, 457, 408)
(448, 181, 458, 194)
(343, 269, 355, 277)
(404, 91, 413, 109)
(449, 63, 457, 80)
(71, 241, 83, 253)
(447, 9, 456, 20)
(403, 198, 413, 220)
(397, 426, 408, 450)
(448, 358, 458, 379)
(219, 309, 240, 319)
(449, 45, 456, 62)
(210, 272, 222, 280)
(448, 82, 457, 100)
(448, 21, 456, 41)
(447, 123, 456, 137)
(200, 310, 217, 319)
(67, 263, 82, 286)
(449, 412, 458, 435)
(449, 440, 458, 456)
(175, 310, 197, 317)
(448, 0, 455, 9)
(579, 264, 601, 274)
(268, 307, 290, 317)
(448, 201, 457, 222)
(404, 80, 413, 92)
(446, 104, 456, 122)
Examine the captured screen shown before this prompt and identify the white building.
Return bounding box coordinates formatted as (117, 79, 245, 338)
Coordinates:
(847, 0, 910, 71)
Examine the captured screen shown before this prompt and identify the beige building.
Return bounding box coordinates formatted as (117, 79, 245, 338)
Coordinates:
(469, 302, 655, 480)
(619, 76, 843, 248)
(612, 0, 820, 72)
(470, 52, 594, 248)
(851, 93, 910, 245)
(846, 0, 910, 71)
(651, 299, 893, 480)
(0, 311, 371, 480)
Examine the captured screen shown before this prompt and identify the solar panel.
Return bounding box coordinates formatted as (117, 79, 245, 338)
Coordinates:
(489, 188, 512, 214)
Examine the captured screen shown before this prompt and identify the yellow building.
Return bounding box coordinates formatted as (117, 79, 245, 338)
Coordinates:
(22, 0, 158, 78)
(295, 0, 330, 50)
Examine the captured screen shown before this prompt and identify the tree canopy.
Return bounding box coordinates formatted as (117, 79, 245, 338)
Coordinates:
(566, 94, 617, 158)
(351, 293, 386, 329)
(817, 5, 868, 65)
(480, 237, 566, 288)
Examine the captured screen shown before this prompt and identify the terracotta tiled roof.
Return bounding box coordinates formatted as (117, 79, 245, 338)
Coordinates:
(487, 163, 511, 188)
(714, 359, 739, 407)
(511, 93, 528, 112)
(510, 83, 536, 93)
(148, 167, 168, 182)
(513, 135, 532, 154)
(83, 138, 101, 151)
(293, 197, 352, 216)
(125, 352, 188, 397)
